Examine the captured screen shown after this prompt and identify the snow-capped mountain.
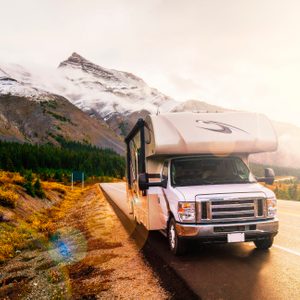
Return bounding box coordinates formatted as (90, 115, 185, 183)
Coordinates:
(0, 62, 125, 153)
(0, 53, 183, 135)
(58, 53, 178, 116)
(0, 67, 56, 101)
(1, 53, 300, 169)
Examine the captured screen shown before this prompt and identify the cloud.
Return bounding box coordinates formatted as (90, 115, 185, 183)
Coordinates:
(1, 0, 300, 125)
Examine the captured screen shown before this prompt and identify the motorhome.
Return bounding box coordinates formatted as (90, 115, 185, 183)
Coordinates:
(125, 112, 278, 255)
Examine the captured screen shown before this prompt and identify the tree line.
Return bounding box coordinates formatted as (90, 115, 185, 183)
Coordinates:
(0, 140, 125, 180)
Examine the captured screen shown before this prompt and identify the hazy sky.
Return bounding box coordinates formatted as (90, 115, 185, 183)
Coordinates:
(1, 0, 300, 126)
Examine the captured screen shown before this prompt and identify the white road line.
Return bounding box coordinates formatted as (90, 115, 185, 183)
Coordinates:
(273, 244, 300, 257)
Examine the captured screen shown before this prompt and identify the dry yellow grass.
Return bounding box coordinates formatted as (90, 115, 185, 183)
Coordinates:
(0, 171, 122, 264)
(0, 171, 24, 185)
(26, 186, 84, 237)
(0, 188, 19, 208)
(0, 222, 32, 263)
(0, 171, 85, 263)
(42, 181, 68, 193)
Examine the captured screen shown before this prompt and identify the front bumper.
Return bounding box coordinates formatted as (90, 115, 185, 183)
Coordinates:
(176, 218, 278, 243)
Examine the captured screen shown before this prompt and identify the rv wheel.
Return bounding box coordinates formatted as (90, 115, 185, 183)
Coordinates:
(168, 218, 187, 256)
(254, 237, 274, 250)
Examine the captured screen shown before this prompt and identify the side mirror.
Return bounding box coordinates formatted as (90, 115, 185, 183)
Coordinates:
(264, 168, 275, 185)
(256, 168, 275, 185)
(138, 173, 167, 190)
(138, 173, 149, 190)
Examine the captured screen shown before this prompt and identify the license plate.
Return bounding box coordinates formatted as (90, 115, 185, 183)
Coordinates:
(227, 233, 245, 243)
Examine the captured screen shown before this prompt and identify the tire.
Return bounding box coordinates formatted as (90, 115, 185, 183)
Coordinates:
(254, 237, 274, 250)
(168, 218, 187, 256)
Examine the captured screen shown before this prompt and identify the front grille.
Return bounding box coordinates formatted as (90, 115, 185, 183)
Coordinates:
(213, 213, 254, 219)
(257, 199, 264, 216)
(201, 202, 208, 219)
(214, 224, 256, 233)
(207, 197, 265, 223)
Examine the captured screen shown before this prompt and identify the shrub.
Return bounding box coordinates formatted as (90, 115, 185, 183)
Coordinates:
(28, 212, 56, 237)
(23, 171, 35, 197)
(0, 189, 18, 208)
(54, 170, 63, 182)
(34, 179, 45, 198)
(23, 181, 35, 197)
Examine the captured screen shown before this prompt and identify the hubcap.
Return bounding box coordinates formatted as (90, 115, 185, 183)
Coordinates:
(169, 224, 176, 249)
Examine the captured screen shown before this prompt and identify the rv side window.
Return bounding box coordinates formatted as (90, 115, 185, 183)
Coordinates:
(162, 161, 168, 181)
(129, 141, 136, 185)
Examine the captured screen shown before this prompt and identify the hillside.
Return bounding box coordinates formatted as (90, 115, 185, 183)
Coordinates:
(0, 93, 124, 154)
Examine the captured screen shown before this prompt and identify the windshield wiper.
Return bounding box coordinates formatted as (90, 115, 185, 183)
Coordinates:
(211, 180, 255, 184)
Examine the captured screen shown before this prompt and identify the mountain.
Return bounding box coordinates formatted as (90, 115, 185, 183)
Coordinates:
(171, 99, 231, 113)
(58, 53, 177, 114)
(1, 53, 300, 169)
(57, 53, 180, 135)
(0, 68, 56, 101)
(0, 74, 124, 154)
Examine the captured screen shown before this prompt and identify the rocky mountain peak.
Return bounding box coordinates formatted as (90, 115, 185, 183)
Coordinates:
(58, 52, 126, 84)
(58, 52, 146, 84)
(58, 52, 90, 68)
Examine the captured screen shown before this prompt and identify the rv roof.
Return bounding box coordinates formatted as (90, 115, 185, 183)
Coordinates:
(145, 112, 277, 156)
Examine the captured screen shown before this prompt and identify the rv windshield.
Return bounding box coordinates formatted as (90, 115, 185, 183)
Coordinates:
(171, 156, 256, 187)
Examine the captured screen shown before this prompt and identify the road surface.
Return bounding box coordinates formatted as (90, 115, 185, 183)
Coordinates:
(100, 182, 300, 300)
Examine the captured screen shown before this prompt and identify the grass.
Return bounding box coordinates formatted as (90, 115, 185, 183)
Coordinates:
(0, 171, 81, 263)
(0, 170, 121, 263)
(0, 188, 19, 208)
(86, 176, 124, 184)
(0, 223, 32, 263)
(0, 171, 24, 185)
(267, 181, 300, 201)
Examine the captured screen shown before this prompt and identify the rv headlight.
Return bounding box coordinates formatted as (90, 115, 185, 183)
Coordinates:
(178, 202, 196, 223)
(267, 197, 277, 218)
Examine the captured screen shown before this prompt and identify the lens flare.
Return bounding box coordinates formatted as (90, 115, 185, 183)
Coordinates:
(48, 227, 87, 264)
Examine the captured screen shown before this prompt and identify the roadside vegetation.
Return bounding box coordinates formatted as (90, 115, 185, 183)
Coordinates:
(250, 162, 300, 201)
(0, 170, 124, 264)
(0, 171, 71, 263)
(0, 138, 126, 263)
(267, 180, 300, 201)
(0, 176, 168, 299)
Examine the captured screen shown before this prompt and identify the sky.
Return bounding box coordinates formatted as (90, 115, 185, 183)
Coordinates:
(1, 0, 300, 126)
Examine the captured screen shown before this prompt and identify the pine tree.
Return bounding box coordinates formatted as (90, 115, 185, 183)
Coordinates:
(23, 170, 35, 197)
(34, 179, 45, 199)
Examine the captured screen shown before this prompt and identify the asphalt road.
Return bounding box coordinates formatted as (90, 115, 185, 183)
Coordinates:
(100, 182, 300, 300)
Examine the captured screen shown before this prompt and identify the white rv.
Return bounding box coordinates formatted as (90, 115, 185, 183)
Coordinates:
(125, 112, 278, 255)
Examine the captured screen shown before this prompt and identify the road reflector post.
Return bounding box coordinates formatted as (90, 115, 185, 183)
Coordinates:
(71, 171, 85, 190)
